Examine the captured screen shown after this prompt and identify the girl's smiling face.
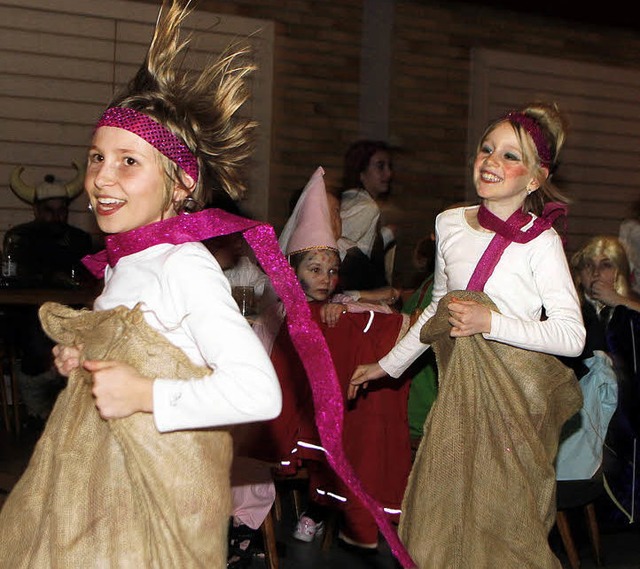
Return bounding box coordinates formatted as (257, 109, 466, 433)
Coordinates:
(473, 121, 540, 214)
(85, 126, 188, 234)
(296, 248, 340, 302)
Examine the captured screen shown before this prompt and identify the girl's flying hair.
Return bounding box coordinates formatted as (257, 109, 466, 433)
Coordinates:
(101, 0, 256, 209)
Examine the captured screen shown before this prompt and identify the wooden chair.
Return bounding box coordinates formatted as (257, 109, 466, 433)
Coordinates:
(272, 464, 310, 523)
(259, 504, 278, 569)
(555, 476, 604, 569)
(252, 466, 305, 569)
(270, 464, 337, 552)
(0, 336, 20, 436)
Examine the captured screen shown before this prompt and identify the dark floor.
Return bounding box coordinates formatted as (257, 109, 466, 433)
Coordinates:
(262, 491, 640, 569)
(2, 416, 640, 569)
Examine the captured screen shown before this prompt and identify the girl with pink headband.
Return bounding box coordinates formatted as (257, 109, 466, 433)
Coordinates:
(0, 2, 417, 567)
(0, 2, 280, 567)
(349, 102, 586, 568)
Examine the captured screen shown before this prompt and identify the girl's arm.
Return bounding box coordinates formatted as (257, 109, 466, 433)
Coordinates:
(348, 361, 387, 399)
(85, 359, 153, 418)
(152, 251, 282, 432)
(376, 225, 447, 378)
(485, 233, 586, 357)
(54, 346, 154, 420)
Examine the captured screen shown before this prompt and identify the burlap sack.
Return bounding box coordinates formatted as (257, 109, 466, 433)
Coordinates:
(399, 290, 582, 569)
(0, 302, 232, 569)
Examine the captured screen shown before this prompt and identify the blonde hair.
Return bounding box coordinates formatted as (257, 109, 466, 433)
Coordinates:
(477, 102, 569, 216)
(107, 0, 256, 211)
(570, 235, 631, 300)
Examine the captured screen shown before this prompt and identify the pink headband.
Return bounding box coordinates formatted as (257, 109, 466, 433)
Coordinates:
(505, 111, 552, 167)
(95, 107, 199, 183)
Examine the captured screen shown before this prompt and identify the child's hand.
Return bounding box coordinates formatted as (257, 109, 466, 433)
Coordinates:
(321, 303, 347, 327)
(590, 279, 621, 307)
(358, 286, 399, 305)
(84, 360, 154, 419)
(348, 362, 387, 400)
(52, 344, 83, 377)
(447, 298, 491, 337)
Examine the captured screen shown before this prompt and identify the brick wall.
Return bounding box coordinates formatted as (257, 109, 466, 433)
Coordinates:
(134, 0, 640, 287)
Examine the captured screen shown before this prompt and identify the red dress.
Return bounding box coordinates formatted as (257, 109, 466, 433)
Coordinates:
(244, 301, 412, 544)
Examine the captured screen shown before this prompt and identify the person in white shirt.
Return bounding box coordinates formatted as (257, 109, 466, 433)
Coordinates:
(0, 3, 281, 567)
(349, 102, 586, 568)
(338, 139, 397, 290)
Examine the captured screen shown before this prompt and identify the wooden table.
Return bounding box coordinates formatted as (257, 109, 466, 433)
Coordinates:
(0, 285, 98, 307)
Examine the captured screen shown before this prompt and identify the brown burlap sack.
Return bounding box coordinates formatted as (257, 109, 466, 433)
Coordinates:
(399, 290, 582, 569)
(0, 302, 233, 569)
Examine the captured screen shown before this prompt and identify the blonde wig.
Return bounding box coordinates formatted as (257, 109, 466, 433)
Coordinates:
(570, 235, 631, 300)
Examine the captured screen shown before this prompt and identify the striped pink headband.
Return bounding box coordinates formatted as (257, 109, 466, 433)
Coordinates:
(505, 111, 552, 167)
(95, 107, 199, 183)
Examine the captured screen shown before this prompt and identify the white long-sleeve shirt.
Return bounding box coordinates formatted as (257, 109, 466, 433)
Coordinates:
(340, 188, 381, 258)
(94, 242, 282, 432)
(380, 206, 585, 377)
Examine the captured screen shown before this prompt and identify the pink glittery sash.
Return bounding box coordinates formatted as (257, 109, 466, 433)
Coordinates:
(83, 209, 416, 568)
(466, 202, 567, 292)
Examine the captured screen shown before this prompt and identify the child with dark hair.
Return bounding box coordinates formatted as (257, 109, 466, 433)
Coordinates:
(338, 139, 396, 291)
(245, 167, 412, 552)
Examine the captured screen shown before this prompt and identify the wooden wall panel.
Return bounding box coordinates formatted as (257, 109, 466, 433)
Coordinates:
(469, 48, 640, 256)
(0, 0, 273, 248)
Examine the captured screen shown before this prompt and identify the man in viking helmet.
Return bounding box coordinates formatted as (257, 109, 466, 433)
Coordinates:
(5, 161, 96, 426)
(7, 160, 94, 285)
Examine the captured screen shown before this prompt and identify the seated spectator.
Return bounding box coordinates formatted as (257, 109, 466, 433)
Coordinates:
(5, 163, 96, 425)
(204, 231, 275, 318)
(338, 140, 397, 291)
(7, 163, 95, 288)
(566, 235, 640, 527)
(325, 190, 399, 310)
(400, 232, 438, 453)
(205, 222, 278, 569)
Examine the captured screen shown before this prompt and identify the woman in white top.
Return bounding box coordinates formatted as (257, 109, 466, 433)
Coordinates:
(338, 139, 396, 290)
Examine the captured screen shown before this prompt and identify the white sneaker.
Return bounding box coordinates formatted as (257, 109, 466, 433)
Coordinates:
(292, 514, 325, 543)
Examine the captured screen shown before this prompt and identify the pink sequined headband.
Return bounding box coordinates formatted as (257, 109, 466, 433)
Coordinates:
(95, 107, 199, 183)
(505, 111, 552, 167)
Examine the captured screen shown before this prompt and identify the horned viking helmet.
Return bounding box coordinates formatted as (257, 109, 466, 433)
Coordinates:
(10, 160, 85, 204)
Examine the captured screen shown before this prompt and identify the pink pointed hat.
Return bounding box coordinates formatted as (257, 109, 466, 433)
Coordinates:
(279, 166, 338, 256)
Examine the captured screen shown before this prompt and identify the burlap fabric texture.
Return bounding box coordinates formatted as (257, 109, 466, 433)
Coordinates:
(0, 302, 233, 569)
(399, 290, 583, 569)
